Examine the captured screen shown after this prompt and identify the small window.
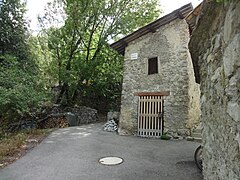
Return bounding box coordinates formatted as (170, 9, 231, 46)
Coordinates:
(148, 57, 158, 75)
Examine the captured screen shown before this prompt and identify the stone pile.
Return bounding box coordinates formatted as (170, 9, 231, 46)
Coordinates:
(41, 105, 98, 125)
(103, 111, 120, 132)
(103, 120, 118, 132)
(65, 106, 98, 125)
(7, 119, 37, 132)
(78, 106, 98, 124)
(7, 105, 98, 132)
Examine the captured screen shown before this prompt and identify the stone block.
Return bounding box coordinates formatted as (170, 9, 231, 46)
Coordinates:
(177, 128, 190, 137)
(227, 102, 240, 122)
(107, 111, 120, 122)
(65, 112, 78, 126)
(223, 34, 240, 78)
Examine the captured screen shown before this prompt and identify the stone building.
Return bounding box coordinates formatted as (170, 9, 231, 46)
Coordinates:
(189, 0, 240, 179)
(111, 4, 200, 137)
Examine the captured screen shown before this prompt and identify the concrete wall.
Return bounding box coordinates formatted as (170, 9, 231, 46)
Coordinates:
(119, 19, 200, 136)
(189, 1, 240, 179)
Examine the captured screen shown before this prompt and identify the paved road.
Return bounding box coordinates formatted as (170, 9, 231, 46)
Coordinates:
(0, 123, 203, 180)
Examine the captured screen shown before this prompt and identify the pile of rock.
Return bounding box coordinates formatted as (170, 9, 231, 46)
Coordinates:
(103, 120, 118, 132)
(103, 111, 120, 132)
(40, 105, 98, 125)
(7, 119, 37, 132)
(64, 106, 98, 125)
(38, 105, 98, 128)
(7, 105, 98, 132)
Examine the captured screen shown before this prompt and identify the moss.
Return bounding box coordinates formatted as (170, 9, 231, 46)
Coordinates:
(160, 133, 171, 140)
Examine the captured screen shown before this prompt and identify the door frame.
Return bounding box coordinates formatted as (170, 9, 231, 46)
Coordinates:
(134, 91, 170, 138)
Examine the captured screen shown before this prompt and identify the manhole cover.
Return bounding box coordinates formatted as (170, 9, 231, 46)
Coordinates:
(99, 157, 123, 166)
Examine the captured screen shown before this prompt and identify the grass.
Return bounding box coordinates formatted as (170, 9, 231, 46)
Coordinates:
(160, 133, 171, 140)
(0, 133, 27, 160)
(0, 129, 52, 162)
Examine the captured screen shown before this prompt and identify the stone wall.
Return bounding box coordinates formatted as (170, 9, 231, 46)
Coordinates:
(119, 18, 200, 136)
(42, 105, 98, 125)
(189, 1, 240, 179)
(186, 51, 201, 131)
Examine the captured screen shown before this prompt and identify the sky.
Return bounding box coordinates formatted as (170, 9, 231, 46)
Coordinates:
(26, 0, 202, 33)
(160, 0, 202, 15)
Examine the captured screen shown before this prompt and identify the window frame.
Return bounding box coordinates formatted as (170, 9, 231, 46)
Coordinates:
(147, 57, 158, 75)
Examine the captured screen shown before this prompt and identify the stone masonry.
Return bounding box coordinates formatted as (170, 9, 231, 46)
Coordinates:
(119, 17, 200, 136)
(189, 0, 240, 179)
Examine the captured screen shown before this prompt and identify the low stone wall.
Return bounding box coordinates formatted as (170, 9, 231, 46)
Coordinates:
(8, 105, 98, 131)
(64, 106, 98, 125)
(189, 1, 240, 179)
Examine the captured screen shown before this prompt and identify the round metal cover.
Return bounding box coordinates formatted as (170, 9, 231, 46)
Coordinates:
(99, 157, 123, 166)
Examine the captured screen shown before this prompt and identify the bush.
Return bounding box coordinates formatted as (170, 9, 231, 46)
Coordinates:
(160, 132, 171, 140)
(0, 55, 50, 123)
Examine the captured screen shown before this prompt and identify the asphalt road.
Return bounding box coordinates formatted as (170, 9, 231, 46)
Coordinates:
(0, 123, 203, 180)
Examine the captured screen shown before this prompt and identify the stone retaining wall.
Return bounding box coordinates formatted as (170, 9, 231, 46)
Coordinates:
(189, 1, 240, 179)
(40, 105, 98, 126)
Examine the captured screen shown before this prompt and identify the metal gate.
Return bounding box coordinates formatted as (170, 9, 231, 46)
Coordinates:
(137, 95, 164, 138)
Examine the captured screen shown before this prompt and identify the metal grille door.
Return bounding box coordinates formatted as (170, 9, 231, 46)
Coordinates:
(138, 95, 163, 138)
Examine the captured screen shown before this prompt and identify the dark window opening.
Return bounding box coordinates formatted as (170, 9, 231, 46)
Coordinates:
(148, 57, 158, 75)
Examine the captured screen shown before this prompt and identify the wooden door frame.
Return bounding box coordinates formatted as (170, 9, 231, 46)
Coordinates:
(135, 91, 170, 137)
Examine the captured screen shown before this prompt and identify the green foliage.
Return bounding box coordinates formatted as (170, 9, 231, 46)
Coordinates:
(38, 0, 161, 111)
(0, 55, 50, 121)
(76, 47, 124, 111)
(0, 0, 51, 124)
(0, 0, 30, 61)
(215, 0, 229, 2)
(160, 133, 171, 140)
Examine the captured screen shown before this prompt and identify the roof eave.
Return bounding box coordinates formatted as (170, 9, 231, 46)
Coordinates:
(110, 3, 193, 55)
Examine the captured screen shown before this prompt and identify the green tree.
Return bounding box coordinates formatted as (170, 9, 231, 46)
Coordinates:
(0, 0, 49, 124)
(0, 55, 48, 121)
(0, 0, 30, 62)
(39, 0, 161, 110)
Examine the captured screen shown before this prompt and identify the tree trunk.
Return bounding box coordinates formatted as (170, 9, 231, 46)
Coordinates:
(56, 83, 68, 104)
